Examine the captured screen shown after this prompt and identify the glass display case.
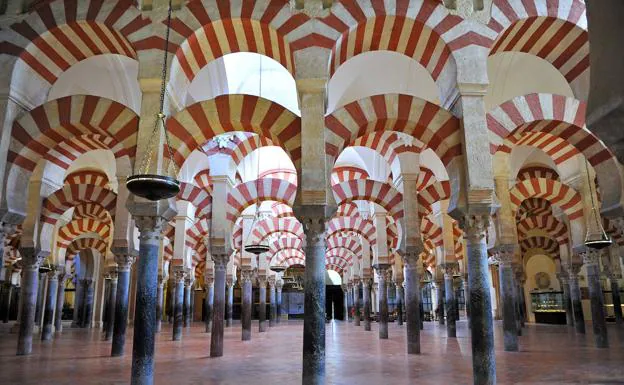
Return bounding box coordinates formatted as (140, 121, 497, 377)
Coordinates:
(530, 291, 567, 324)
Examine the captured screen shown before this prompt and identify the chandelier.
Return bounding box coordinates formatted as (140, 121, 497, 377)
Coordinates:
(583, 159, 611, 250)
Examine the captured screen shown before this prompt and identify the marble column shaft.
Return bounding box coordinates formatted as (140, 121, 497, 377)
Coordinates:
(568, 266, 586, 334)
(183, 279, 192, 327)
(111, 255, 135, 357)
(444, 268, 457, 338)
(172, 271, 185, 341)
(2, 282, 13, 323)
(585, 253, 608, 348)
(204, 278, 214, 333)
(558, 273, 575, 327)
(41, 270, 58, 341)
(54, 274, 66, 332)
(395, 283, 404, 326)
(16, 250, 44, 356)
(258, 278, 267, 332)
(210, 254, 228, 357)
(155, 277, 163, 333)
(34, 272, 46, 327)
(436, 279, 445, 325)
(275, 282, 282, 324)
(375, 266, 389, 339)
(498, 259, 518, 351)
(225, 279, 233, 327)
(166, 277, 174, 324)
(72, 280, 84, 328)
(105, 273, 118, 340)
(610, 278, 623, 325)
(342, 286, 349, 322)
(362, 279, 372, 331)
(346, 284, 353, 322)
(353, 279, 360, 327)
(269, 278, 276, 327)
(241, 269, 253, 341)
(403, 254, 421, 354)
(81, 279, 94, 328)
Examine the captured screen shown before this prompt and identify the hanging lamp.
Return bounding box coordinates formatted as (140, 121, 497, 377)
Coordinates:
(126, 0, 180, 201)
(583, 159, 611, 250)
(270, 264, 286, 274)
(244, 124, 269, 255)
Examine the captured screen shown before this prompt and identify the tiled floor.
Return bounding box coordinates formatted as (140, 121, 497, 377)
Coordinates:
(0, 320, 623, 384)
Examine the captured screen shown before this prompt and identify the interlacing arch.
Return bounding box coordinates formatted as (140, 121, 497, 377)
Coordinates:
(66, 237, 108, 261)
(325, 94, 462, 167)
(516, 214, 568, 245)
(226, 178, 297, 223)
(56, 218, 111, 249)
(167, 95, 301, 171)
(332, 179, 403, 220)
(418, 180, 451, 217)
(249, 217, 304, 247)
(177, 182, 212, 219)
(326, 236, 362, 257)
(509, 178, 583, 220)
(326, 216, 376, 246)
(41, 184, 117, 224)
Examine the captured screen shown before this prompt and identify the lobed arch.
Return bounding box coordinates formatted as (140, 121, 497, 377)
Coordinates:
(331, 179, 403, 220)
(516, 214, 568, 245)
(226, 178, 297, 223)
(509, 178, 583, 220)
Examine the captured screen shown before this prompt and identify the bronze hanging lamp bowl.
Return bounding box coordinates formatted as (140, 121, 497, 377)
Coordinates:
(582, 159, 612, 250)
(585, 230, 612, 250)
(245, 244, 270, 255)
(270, 264, 286, 273)
(126, 0, 180, 201)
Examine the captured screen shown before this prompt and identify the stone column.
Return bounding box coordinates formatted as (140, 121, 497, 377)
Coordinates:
(166, 276, 174, 324)
(352, 278, 360, 326)
(183, 277, 192, 328)
(386, 273, 394, 317)
(210, 251, 228, 357)
(568, 262, 586, 334)
(105, 269, 118, 340)
(16, 249, 45, 355)
(342, 284, 349, 322)
(155, 275, 164, 333)
(258, 276, 267, 332)
(435, 276, 445, 325)
(34, 271, 46, 327)
(54, 272, 67, 332)
(362, 279, 372, 331)
(240, 268, 253, 341)
(130, 211, 171, 385)
(225, 278, 234, 327)
(395, 281, 404, 326)
(111, 253, 135, 357)
(462, 216, 496, 385)
(275, 279, 283, 324)
(72, 276, 83, 327)
(103, 277, 111, 332)
(41, 269, 59, 341)
(172, 268, 185, 341)
(269, 277, 276, 327)
(443, 262, 459, 339)
(557, 271, 575, 327)
(608, 273, 623, 325)
(495, 246, 518, 351)
(204, 276, 214, 332)
(583, 250, 608, 348)
(514, 268, 526, 332)
(464, 272, 471, 323)
(346, 283, 353, 322)
(81, 279, 95, 328)
(403, 248, 421, 354)
(374, 265, 390, 339)
(1, 281, 13, 324)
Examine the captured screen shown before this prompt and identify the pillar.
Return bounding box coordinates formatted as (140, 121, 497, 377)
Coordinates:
(395, 281, 404, 326)
(54, 271, 67, 332)
(514, 269, 526, 331)
(362, 279, 372, 331)
(568, 262, 586, 334)
(584, 250, 608, 348)
(464, 272, 471, 323)
(463, 216, 496, 385)
(352, 278, 360, 326)
(172, 268, 185, 341)
(1, 281, 13, 323)
(269, 277, 276, 327)
(609, 273, 623, 325)
(130, 212, 170, 385)
(496, 247, 518, 351)
(16, 249, 45, 355)
(155, 275, 164, 333)
(105, 269, 118, 340)
(41, 269, 59, 341)
(275, 279, 283, 324)
(346, 283, 353, 322)
(81, 279, 94, 328)
(443, 262, 459, 339)
(183, 277, 192, 328)
(225, 278, 233, 327)
(72, 277, 84, 328)
(342, 284, 349, 322)
(557, 271, 575, 327)
(241, 268, 253, 341)
(111, 254, 135, 357)
(374, 265, 389, 339)
(258, 276, 267, 332)
(204, 276, 214, 332)
(166, 276, 174, 324)
(34, 271, 46, 327)
(436, 276, 445, 325)
(210, 252, 228, 357)
(403, 248, 421, 354)
(386, 273, 394, 317)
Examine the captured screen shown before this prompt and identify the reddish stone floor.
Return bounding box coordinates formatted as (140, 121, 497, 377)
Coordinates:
(0, 320, 623, 384)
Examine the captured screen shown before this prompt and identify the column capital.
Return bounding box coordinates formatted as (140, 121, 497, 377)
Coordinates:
(107, 266, 118, 280)
(46, 268, 59, 281)
(276, 279, 283, 290)
(341, 284, 348, 293)
(19, 248, 48, 270)
(204, 275, 215, 286)
(240, 268, 254, 283)
(459, 215, 490, 242)
(567, 262, 583, 277)
(257, 276, 267, 287)
(490, 244, 516, 266)
(173, 266, 186, 282)
(114, 254, 136, 272)
(226, 277, 234, 288)
(134, 215, 166, 242)
(581, 249, 601, 266)
(211, 253, 229, 271)
(402, 245, 423, 268)
(556, 270, 569, 284)
(268, 276, 276, 287)
(441, 261, 460, 276)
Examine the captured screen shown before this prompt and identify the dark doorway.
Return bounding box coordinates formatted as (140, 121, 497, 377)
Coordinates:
(325, 285, 344, 320)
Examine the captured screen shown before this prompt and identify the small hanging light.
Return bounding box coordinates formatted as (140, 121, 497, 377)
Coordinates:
(244, 142, 269, 255)
(126, 0, 180, 201)
(583, 159, 611, 250)
(270, 264, 286, 274)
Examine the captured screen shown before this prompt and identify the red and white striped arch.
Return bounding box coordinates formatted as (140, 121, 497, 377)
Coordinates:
(226, 178, 297, 223)
(272, 248, 306, 266)
(41, 184, 116, 225)
(332, 179, 403, 220)
(3, 0, 151, 87)
(66, 237, 108, 261)
(509, 178, 583, 220)
(516, 214, 568, 244)
(193, 169, 212, 193)
(487, 94, 614, 167)
(421, 217, 443, 247)
(330, 166, 369, 186)
(417, 180, 451, 217)
(487, 1, 587, 34)
(350, 131, 426, 168)
(163, 244, 174, 262)
(10, 95, 138, 174)
(177, 182, 212, 219)
(516, 165, 559, 182)
(249, 217, 304, 247)
(167, 95, 301, 170)
(227, 135, 275, 166)
(517, 198, 553, 220)
(325, 247, 357, 266)
(42, 134, 130, 172)
(271, 202, 294, 218)
(326, 216, 376, 246)
(325, 94, 461, 167)
(72, 202, 112, 223)
(268, 237, 303, 258)
(56, 218, 111, 249)
(416, 167, 436, 191)
(386, 215, 400, 251)
(64, 169, 109, 186)
(326, 236, 363, 258)
(185, 218, 211, 250)
(260, 169, 298, 186)
(326, 263, 346, 274)
(452, 221, 464, 260)
(520, 236, 560, 258)
(336, 202, 360, 218)
(325, 255, 351, 273)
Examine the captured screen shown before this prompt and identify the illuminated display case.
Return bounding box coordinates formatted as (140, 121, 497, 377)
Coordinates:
(530, 291, 566, 324)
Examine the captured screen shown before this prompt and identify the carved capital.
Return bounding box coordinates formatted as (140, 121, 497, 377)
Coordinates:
(582, 249, 601, 266)
(268, 276, 276, 287)
(459, 215, 490, 243)
(211, 252, 229, 271)
(402, 245, 423, 268)
(173, 266, 186, 282)
(19, 248, 47, 270)
(240, 268, 254, 283)
(441, 262, 460, 277)
(490, 244, 516, 266)
(257, 276, 267, 287)
(275, 279, 283, 290)
(134, 215, 166, 242)
(114, 254, 136, 272)
(108, 266, 118, 280)
(556, 270, 569, 284)
(568, 262, 583, 277)
(204, 275, 214, 286)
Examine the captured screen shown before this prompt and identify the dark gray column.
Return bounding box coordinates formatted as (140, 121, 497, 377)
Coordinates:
(342, 285, 349, 322)
(103, 277, 111, 332)
(210, 252, 228, 357)
(496, 247, 518, 352)
(41, 269, 59, 341)
(584, 251, 608, 348)
(3, 282, 14, 324)
(374, 265, 390, 339)
(514, 268, 526, 331)
(105, 269, 118, 340)
(81, 279, 94, 328)
(386, 275, 394, 317)
(16, 249, 45, 355)
(155, 275, 164, 333)
(568, 262, 586, 334)
(463, 216, 496, 385)
(353, 279, 360, 326)
(346, 283, 353, 322)
(241, 268, 253, 341)
(269, 277, 276, 327)
(362, 278, 372, 331)
(436, 277, 445, 325)
(54, 273, 66, 332)
(204, 277, 214, 332)
(72, 278, 84, 328)
(183, 278, 192, 327)
(258, 276, 267, 332)
(275, 280, 283, 324)
(610, 274, 623, 325)
(111, 254, 135, 357)
(395, 281, 404, 326)
(443, 262, 459, 339)
(34, 272, 46, 327)
(172, 269, 185, 341)
(166, 276, 174, 324)
(403, 248, 421, 354)
(298, 209, 326, 385)
(557, 271, 575, 326)
(130, 213, 170, 385)
(464, 273, 470, 324)
(226, 278, 234, 327)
